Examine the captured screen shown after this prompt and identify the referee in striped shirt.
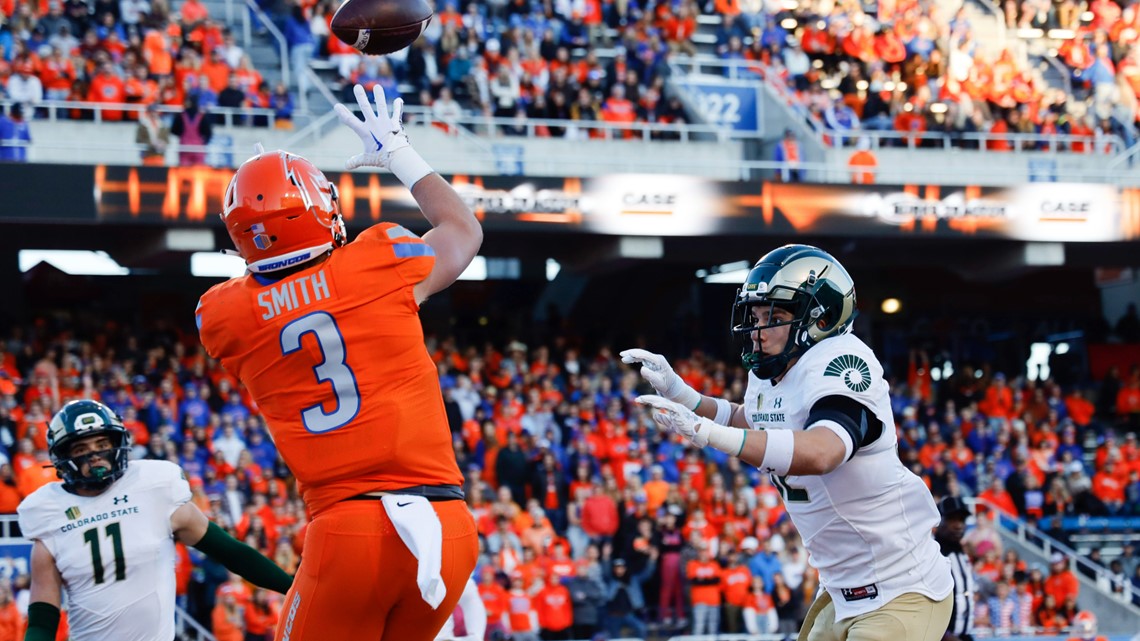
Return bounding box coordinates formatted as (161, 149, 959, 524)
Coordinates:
(936, 496, 976, 641)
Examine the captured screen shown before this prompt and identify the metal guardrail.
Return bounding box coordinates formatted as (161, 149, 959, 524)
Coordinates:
(0, 99, 277, 128)
(971, 499, 1140, 612)
(666, 55, 1129, 155)
(243, 0, 289, 89)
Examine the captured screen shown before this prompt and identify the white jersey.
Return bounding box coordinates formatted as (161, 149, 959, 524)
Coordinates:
(743, 333, 951, 621)
(17, 460, 192, 641)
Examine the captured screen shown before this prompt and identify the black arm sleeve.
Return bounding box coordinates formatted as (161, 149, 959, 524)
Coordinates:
(806, 395, 883, 460)
(192, 522, 293, 594)
(25, 602, 60, 641)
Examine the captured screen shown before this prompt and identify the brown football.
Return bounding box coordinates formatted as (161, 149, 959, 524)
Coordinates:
(330, 0, 432, 56)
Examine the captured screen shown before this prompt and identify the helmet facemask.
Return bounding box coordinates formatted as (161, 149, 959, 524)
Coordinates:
(52, 430, 132, 492)
(730, 245, 858, 381)
(48, 400, 133, 492)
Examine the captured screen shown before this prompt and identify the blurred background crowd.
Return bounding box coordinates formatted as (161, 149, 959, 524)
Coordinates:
(2, 0, 1139, 149)
(0, 309, 1135, 638)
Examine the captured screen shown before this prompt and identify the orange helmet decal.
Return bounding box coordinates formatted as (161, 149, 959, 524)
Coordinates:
(221, 150, 347, 274)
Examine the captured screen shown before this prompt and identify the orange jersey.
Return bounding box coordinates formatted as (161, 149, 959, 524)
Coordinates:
(197, 224, 462, 515)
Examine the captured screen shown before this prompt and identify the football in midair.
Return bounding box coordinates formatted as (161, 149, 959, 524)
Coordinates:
(330, 0, 433, 56)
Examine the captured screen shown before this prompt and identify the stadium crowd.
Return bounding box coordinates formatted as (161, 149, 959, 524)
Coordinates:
(4, 0, 1140, 149)
(0, 311, 1135, 639)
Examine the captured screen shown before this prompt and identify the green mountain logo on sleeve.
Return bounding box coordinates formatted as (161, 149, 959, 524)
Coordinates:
(824, 354, 872, 393)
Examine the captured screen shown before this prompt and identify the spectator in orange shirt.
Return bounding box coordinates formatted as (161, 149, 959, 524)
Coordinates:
(86, 62, 126, 121)
(719, 551, 752, 633)
(687, 543, 722, 635)
(980, 373, 1014, 420)
(643, 464, 669, 513)
(506, 574, 539, 641)
(243, 589, 277, 641)
(180, 0, 209, 29)
(1116, 366, 1140, 429)
(477, 566, 510, 639)
(1065, 390, 1095, 427)
(15, 449, 56, 498)
(534, 573, 573, 639)
(1044, 552, 1080, 606)
(977, 476, 1019, 518)
(847, 137, 878, 183)
(211, 592, 244, 641)
(0, 464, 21, 513)
(1092, 459, 1126, 514)
(0, 582, 23, 641)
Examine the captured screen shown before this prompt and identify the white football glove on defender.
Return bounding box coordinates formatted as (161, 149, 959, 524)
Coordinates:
(637, 394, 748, 456)
(334, 84, 433, 187)
(620, 348, 701, 410)
(636, 394, 710, 447)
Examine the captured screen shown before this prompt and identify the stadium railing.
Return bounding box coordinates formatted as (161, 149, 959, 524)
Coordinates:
(241, 0, 290, 92)
(1, 100, 278, 129)
(666, 56, 1128, 155)
(973, 499, 1140, 612)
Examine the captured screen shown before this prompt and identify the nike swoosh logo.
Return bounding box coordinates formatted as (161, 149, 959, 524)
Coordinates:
(397, 501, 413, 507)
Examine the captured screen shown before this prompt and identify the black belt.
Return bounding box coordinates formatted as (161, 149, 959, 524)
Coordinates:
(346, 484, 465, 503)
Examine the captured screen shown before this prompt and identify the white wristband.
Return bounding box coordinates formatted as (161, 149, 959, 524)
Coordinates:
(389, 147, 434, 188)
(698, 419, 747, 457)
(759, 429, 795, 476)
(671, 383, 701, 411)
(713, 398, 732, 425)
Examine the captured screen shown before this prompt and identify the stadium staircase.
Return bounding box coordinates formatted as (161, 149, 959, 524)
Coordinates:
(974, 500, 1140, 635)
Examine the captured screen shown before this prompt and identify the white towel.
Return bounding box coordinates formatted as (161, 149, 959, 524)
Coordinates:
(381, 494, 447, 609)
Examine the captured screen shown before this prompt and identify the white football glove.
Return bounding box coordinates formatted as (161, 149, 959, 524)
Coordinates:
(334, 84, 433, 187)
(636, 394, 710, 447)
(620, 348, 701, 410)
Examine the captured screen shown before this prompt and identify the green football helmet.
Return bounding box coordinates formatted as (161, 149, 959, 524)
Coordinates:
(731, 244, 858, 380)
(48, 399, 132, 491)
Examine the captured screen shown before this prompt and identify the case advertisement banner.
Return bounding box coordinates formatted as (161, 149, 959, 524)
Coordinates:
(3, 164, 1139, 242)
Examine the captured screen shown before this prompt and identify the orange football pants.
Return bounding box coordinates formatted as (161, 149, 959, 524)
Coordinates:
(274, 499, 478, 641)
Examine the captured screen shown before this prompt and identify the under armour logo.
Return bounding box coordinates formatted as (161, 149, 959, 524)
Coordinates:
(772, 398, 783, 409)
(113, 495, 128, 505)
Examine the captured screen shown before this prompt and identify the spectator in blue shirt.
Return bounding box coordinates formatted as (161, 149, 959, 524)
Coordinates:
(743, 536, 781, 593)
(0, 103, 31, 162)
(269, 83, 294, 121)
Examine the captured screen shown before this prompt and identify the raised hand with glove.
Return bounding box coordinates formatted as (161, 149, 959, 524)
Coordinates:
(334, 83, 483, 304)
(619, 348, 701, 410)
(334, 83, 434, 188)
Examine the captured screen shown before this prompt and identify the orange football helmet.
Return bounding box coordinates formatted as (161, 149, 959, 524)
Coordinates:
(1072, 611, 1097, 638)
(221, 150, 347, 273)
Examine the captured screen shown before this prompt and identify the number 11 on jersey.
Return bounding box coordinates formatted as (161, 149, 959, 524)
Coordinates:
(83, 522, 126, 584)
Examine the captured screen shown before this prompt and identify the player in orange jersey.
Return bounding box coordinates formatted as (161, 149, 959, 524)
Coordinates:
(196, 84, 483, 641)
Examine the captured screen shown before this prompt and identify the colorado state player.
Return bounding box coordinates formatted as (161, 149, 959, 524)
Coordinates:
(18, 400, 293, 641)
(627, 245, 952, 641)
(196, 84, 481, 641)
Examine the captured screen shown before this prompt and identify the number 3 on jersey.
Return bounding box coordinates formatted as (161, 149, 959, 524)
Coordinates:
(280, 311, 360, 433)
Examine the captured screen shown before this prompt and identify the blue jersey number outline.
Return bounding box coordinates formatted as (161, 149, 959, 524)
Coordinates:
(279, 311, 360, 433)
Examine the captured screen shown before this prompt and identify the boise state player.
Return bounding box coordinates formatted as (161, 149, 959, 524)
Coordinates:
(196, 84, 481, 641)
